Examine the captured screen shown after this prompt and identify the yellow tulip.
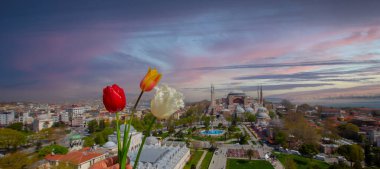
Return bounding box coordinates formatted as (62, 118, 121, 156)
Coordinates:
(140, 67, 162, 92)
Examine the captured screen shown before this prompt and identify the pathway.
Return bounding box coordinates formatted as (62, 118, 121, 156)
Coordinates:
(196, 150, 207, 169)
(270, 159, 285, 169)
(208, 147, 227, 169)
(239, 125, 253, 146)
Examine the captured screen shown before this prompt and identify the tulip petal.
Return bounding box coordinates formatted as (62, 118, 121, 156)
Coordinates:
(103, 84, 126, 113)
(151, 84, 184, 119)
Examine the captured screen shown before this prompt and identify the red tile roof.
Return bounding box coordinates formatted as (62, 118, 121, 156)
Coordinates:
(45, 148, 105, 165)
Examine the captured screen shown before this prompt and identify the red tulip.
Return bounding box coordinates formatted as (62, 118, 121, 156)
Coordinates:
(103, 84, 126, 113)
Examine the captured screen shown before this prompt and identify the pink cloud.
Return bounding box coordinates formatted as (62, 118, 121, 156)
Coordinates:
(312, 27, 380, 52)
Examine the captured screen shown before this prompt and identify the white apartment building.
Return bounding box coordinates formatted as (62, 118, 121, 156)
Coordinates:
(18, 112, 29, 124)
(67, 106, 86, 127)
(0, 111, 15, 126)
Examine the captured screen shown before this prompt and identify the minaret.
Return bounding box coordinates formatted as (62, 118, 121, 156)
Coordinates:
(257, 86, 260, 105)
(210, 84, 215, 114)
(260, 86, 264, 106)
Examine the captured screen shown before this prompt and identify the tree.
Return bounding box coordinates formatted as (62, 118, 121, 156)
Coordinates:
(353, 162, 362, 169)
(285, 112, 320, 145)
(247, 149, 254, 160)
(218, 123, 223, 129)
(83, 137, 95, 147)
(94, 133, 106, 145)
(337, 123, 359, 140)
(87, 120, 98, 133)
(35, 141, 43, 151)
(298, 103, 311, 112)
(239, 134, 248, 145)
(0, 128, 27, 150)
(99, 119, 106, 131)
(0, 152, 37, 169)
(373, 147, 380, 167)
(299, 143, 319, 158)
(247, 114, 256, 124)
(101, 127, 114, 141)
(38, 144, 68, 157)
(284, 157, 297, 169)
(322, 118, 340, 141)
(337, 144, 364, 167)
(328, 162, 350, 169)
(52, 121, 66, 128)
(281, 99, 294, 110)
(274, 131, 287, 147)
(269, 111, 276, 119)
(202, 116, 211, 130)
(7, 122, 23, 131)
(364, 142, 373, 166)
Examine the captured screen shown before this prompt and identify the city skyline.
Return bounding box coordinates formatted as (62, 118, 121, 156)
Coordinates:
(1, 1, 380, 103)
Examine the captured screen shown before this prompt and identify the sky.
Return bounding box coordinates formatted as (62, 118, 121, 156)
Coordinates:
(1, 0, 380, 104)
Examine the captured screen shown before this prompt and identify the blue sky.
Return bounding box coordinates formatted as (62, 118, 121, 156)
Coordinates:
(1, 0, 380, 103)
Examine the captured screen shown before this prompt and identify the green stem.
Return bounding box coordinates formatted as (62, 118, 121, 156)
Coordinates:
(120, 90, 144, 169)
(133, 116, 156, 169)
(134, 91, 144, 110)
(116, 112, 121, 163)
(120, 109, 135, 168)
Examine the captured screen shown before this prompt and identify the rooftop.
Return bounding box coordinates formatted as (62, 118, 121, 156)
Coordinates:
(45, 147, 105, 165)
(139, 148, 169, 163)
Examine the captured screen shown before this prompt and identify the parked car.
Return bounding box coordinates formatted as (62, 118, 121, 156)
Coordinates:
(337, 156, 347, 162)
(314, 154, 326, 161)
(290, 150, 301, 156)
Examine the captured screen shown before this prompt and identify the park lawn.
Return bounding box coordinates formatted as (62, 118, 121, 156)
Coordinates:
(184, 150, 204, 169)
(275, 153, 330, 169)
(227, 159, 274, 169)
(200, 151, 213, 169)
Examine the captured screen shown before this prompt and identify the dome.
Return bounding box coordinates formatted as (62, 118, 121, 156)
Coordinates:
(145, 136, 159, 145)
(228, 90, 246, 96)
(236, 105, 245, 113)
(257, 107, 268, 113)
(120, 124, 136, 132)
(246, 107, 254, 113)
(70, 134, 81, 140)
(103, 141, 117, 148)
(256, 112, 270, 119)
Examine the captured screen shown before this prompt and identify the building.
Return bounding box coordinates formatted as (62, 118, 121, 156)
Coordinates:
(18, 112, 29, 124)
(33, 118, 53, 132)
(0, 111, 15, 126)
(108, 124, 142, 152)
(60, 111, 70, 123)
(320, 108, 342, 118)
(45, 147, 107, 169)
(320, 144, 339, 154)
(51, 114, 60, 123)
(369, 128, 380, 147)
(69, 134, 83, 151)
(129, 141, 190, 169)
(105, 126, 190, 169)
(256, 107, 271, 127)
(67, 106, 85, 127)
(255, 86, 271, 127)
(226, 91, 252, 111)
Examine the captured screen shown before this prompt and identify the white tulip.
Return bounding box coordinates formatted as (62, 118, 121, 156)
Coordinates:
(151, 84, 184, 119)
